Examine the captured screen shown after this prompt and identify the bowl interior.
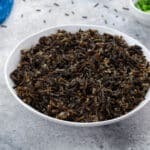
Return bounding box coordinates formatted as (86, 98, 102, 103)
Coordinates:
(5, 25, 150, 127)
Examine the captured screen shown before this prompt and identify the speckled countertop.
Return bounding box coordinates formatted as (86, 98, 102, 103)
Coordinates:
(0, 0, 150, 150)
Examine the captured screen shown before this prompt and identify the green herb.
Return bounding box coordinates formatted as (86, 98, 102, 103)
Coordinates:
(135, 0, 150, 13)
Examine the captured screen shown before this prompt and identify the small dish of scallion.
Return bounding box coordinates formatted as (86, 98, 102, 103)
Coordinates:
(130, 0, 150, 27)
(135, 0, 150, 13)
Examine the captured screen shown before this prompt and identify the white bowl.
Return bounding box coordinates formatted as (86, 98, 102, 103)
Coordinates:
(129, 0, 150, 26)
(5, 24, 150, 127)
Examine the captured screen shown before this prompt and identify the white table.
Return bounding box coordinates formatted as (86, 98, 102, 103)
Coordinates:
(0, 0, 150, 149)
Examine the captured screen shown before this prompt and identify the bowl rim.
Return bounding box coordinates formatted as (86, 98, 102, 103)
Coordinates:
(129, 0, 150, 16)
(4, 24, 150, 127)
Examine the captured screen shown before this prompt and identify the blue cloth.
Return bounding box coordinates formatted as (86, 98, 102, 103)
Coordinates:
(0, 0, 13, 24)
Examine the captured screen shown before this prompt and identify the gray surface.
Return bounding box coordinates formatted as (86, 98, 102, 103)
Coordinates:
(0, 0, 150, 150)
